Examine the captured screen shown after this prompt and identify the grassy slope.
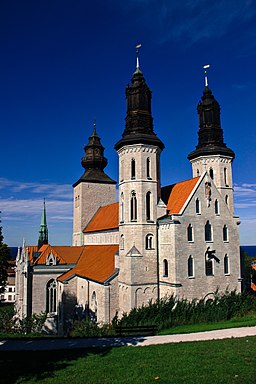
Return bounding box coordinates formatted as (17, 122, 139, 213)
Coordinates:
(1, 336, 256, 384)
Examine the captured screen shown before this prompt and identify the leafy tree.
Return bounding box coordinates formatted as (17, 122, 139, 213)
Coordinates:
(0, 222, 10, 296)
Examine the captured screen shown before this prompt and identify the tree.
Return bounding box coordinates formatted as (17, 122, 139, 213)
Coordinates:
(0, 222, 10, 296)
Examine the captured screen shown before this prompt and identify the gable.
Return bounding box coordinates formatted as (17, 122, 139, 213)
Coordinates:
(161, 177, 200, 215)
(33, 245, 85, 265)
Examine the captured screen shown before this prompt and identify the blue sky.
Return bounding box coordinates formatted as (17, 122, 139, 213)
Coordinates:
(1, 0, 256, 246)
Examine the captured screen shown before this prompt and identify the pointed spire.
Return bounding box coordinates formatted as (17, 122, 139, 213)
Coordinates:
(188, 69, 234, 161)
(38, 200, 48, 250)
(203, 64, 210, 87)
(115, 46, 164, 151)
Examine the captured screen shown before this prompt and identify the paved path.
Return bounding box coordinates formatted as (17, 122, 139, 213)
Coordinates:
(1, 326, 256, 351)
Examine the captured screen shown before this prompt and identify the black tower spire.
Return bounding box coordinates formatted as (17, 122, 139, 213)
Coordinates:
(73, 123, 116, 187)
(188, 85, 234, 161)
(115, 55, 164, 151)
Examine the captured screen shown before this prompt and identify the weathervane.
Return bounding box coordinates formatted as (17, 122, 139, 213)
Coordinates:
(203, 64, 210, 87)
(135, 43, 142, 70)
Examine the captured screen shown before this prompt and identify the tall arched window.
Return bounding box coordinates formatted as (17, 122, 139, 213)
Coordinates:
(131, 190, 137, 221)
(187, 224, 193, 242)
(205, 221, 212, 242)
(205, 259, 213, 276)
(196, 198, 200, 214)
(215, 199, 219, 214)
(223, 225, 228, 242)
(131, 159, 136, 179)
(225, 195, 229, 206)
(188, 255, 194, 277)
(197, 169, 200, 176)
(224, 254, 229, 275)
(224, 168, 228, 186)
(120, 234, 124, 250)
(163, 259, 168, 277)
(146, 157, 151, 179)
(209, 168, 214, 180)
(46, 279, 57, 313)
(146, 191, 151, 221)
(120, 192, 124, 222)
(145, 234, 154, 249)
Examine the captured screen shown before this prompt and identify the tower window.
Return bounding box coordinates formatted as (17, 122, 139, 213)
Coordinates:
(131, 190, 137, 221)
(224, 168, 228, 186)
(145, 234, 154, 249)
(131, 158, 136, 179)
(46, 279, 57, 313)
(224, 254, 229, 275)
(146, 191, 151, 221)
(146, 157, 151, 179)
(187, 224, 193, 242)
(120, 234, 124, 250)
(196, 198, 201, 214)
(197, 169, 200, 177)
(188, 255, 194, 277)
(163, 259, 168, 277)
(215, 199, 219, 215)
(120, 192, 124, 223)
(209, 168, 214, 180)
(205, 221, 212, 242)
(225, 195, 229, 206)
(223, 225, 228, 242)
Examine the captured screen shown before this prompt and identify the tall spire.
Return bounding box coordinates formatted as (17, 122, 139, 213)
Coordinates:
(38, 200, 48, 250)
(188, 69, 234, 161)
(115, 46, 164, 151)
(73, 122, 116, 187)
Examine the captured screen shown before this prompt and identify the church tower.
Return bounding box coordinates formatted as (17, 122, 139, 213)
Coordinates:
(188, 71, 235, 214)
(115, 49, 164, 313)
(38, 200, 48, 250)
(73, 124, 116, 245)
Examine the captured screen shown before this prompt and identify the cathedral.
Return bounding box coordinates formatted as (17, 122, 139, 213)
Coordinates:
(15, 56, 242, 334)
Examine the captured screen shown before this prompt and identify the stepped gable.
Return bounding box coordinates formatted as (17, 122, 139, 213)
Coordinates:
(58, 244, 119, 284)
(33, 245, 85, 265)
(83, 202, 119, 233)
(161, 177, 200, 214)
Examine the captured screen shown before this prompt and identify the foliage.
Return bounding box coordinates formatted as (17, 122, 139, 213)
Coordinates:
(69, 319, 115, 337)
(115, 290, 256, 330)
(0, 306, 47, 335)
(0, 224, 10, 295)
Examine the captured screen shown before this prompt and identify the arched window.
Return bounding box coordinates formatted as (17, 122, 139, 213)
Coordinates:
(131, 158, 136, 179)
(188, 255, 194, 277)
(145, 234, 154, 249)
(223, 225, 228, 242)
(163, 259, 168, 277)
(205, 221, 212, 242)
(196, 198, 200, 214)
(46, 279, 57, 313)
(146, 191, 151, 221)
(215, 199, 219, 214)
(120, 234, 124, 250)
(205, 259, 213, 276)
(91, 291, 97, 322)
(120, 192, 124, 222)
(146, 157, 151, 179)
(225, 195, 229, 206)
(224, 168, 228, 186)
(187, 224, 193, 242)
(131, 190, 137, 221)
(209, 168, 214, 180)
(224, 254, 229, 275)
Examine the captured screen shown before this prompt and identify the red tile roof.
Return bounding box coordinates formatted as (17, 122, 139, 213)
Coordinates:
(161, 177, 200, 215)
(84, 202, 119, 233)
(33, 245, 85, 265)
(58, 245, 119, 283)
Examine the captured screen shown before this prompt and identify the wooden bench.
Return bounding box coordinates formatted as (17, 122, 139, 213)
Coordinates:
(114, 325, 157, 337)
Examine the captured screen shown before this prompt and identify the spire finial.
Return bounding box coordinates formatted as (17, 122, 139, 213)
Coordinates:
(92, 118, 98, 136)
(135, 43, 142, 71)
(203, 64, 210, 87)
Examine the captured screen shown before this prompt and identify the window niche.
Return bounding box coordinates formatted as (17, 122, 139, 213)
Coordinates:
(146, 157, 151, 179)
(188, 255, 194, 278)
(215, 199, 219, 215)
(130, 190, 137, 221)
(163, 259, 168, 277)
(131, 158, 136, 179)
(195, 198, 201, 214)
(224, 254, 229, 275)
(223, 225, 228, 242)
(187, 224, 193, 242)
(205, 221, 212, 242)
(146, 191, 151, 221)
(145, 234, 154, 250)
(46, 279, 57, 313)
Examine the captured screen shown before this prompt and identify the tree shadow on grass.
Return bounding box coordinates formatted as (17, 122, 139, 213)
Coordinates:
(0, 336, 146, 384)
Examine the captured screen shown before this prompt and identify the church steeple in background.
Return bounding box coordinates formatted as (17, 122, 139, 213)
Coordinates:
(38, 200, 48, 250)
(188, 67, 234, 161)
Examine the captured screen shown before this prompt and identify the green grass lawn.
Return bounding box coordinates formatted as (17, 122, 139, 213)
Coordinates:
(1, 336, 256, 384)
(159, 313, 256, 335)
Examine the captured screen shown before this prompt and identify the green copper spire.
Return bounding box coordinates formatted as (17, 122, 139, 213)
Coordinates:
(38, 199, 48, 250)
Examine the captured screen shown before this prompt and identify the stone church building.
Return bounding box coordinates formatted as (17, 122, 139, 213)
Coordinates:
(15, 58, 242, 333)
